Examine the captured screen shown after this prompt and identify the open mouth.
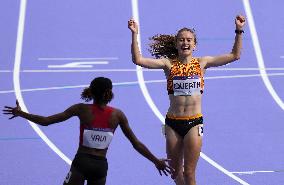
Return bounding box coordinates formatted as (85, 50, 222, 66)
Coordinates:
(181, 46, 190, 51)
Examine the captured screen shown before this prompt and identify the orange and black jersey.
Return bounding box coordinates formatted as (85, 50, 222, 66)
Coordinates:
(167, 58, 204, 95)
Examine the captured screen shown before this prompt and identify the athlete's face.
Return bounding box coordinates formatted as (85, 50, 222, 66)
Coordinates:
(176, 31, 196, 57)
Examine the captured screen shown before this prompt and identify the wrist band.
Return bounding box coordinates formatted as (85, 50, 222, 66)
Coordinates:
(235, 29, 244, 34)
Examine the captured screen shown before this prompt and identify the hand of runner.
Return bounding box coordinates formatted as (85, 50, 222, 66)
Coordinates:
(155, 158, 174, 176)
(3, 100, 22, 119)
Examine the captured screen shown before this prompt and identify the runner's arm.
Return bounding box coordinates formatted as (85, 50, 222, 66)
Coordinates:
(2, 100, 79, 126)
(201, 15, 246, 69)
(128, 19, 168, 69)
(117, 109, 173, 176)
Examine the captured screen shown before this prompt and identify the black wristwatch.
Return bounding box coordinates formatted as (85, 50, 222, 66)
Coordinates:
(235, 29, 244, 34)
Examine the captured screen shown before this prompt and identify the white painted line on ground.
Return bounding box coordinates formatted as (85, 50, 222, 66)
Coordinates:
(48, 61, 109, 68)
(1, 69, 162, 73)
(208, 68, 284, 71)
(38, 57, 118, 61)
(2, 73, 284, 94)
(13, 0, 72, 165)
(231, 170, 284, 175)
(243, 0, 284, 111)
(2, 67, 284, 73)
(206, 73, 284, 80)
(0, 70, 12, 72)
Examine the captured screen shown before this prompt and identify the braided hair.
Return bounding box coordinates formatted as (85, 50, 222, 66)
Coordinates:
(81, 77, 114, 104)
(148, 27, 197, 59)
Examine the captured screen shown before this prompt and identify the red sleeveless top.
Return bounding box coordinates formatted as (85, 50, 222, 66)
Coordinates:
(79, 105, 114, 146)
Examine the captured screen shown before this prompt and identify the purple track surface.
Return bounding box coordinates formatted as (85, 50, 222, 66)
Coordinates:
(1, 0, 284, 185)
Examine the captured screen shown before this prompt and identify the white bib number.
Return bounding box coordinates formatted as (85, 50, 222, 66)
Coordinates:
(82, 129, 113, 149)
(173, 76, 202, 96)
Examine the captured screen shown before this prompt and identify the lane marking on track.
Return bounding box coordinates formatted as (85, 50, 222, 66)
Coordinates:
(2, 67, 284, 73)
(0, 137, 40, 141)
(243, 0, 284, 111)
(3, 72, 284, 94)
(47, 61, 109, 68)
(13, 0, 72, 165)
(231, 170, 284, 175)
(38, 57, 119, 69)
(38, 57, 118, 61)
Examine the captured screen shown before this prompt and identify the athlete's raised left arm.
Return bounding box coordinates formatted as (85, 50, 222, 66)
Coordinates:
(2, 100, 80, 126)
(200, 15, 246, 69)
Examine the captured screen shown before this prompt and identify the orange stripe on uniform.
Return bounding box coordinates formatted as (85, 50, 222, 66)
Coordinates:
(166, 113, 203, 120)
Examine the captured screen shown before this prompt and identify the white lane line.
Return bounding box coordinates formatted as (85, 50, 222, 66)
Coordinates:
(2, 73, 284, 94)
(208, 68, 284, 71)
(199, 154, 250, 185)
(48, 61, 109, 68)
(231, 170, 284, 175)
(38, 57, 119, 61)
(131, 0, 250, 185)
(2, 67, 284, 73)
(131, 1, 165, 122)
(0, 69, 161, 72)
(0, 70, 12, 72)
(243, 0, 284, 111)
(13, 0, 72, 165)
(206, 72, 284, 80)
(0, 80, 162, 94)
(2, 85, 88, 94)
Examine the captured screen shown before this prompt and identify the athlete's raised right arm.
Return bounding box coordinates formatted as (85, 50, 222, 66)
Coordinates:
(128, 19, 168, 69)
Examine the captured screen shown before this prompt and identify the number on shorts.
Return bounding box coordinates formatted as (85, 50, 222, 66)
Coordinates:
(198, 126, 203, 136)
(64, 171, 72, 183)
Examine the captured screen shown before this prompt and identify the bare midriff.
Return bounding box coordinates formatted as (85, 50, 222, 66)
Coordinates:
(167, 94, 202, 117)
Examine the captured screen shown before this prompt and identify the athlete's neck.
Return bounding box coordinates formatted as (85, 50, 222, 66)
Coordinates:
(178, 55, 193, 64)
(93, 101, 107, 109)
